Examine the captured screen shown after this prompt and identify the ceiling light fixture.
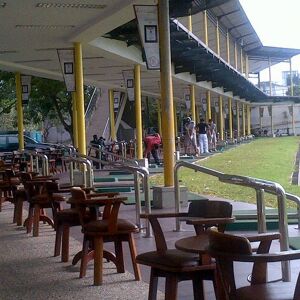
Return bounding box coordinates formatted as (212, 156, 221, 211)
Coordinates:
(0, 2, 6, 8)
(16, 24, 75, 29)
(0, 50, 17, 54)
(36, 3, 106, 9)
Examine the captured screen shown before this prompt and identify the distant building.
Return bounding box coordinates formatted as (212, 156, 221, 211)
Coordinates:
(259, 81, 288, 96)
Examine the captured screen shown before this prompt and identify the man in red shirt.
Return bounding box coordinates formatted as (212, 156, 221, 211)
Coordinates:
(143, 133, 161, 165)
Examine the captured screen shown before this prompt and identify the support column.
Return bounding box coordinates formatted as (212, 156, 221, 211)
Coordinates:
(157, 100, 162, 136)
(195, 105, 200, 124)
(190, 85, 196, 122)
(245, 55, 249, 79)
(226, 30, 230, 64)
(228, 98, 233, 139)
(15, 73, 24, 150)
(74, 42, 86, 155)
(290, 58, 294, 96)
(259, 106, 263, 130)
(247, 105, 251, 135)
(219, 96, 223, 140)
(174, 102, 178, 137)
(109, 89, 116, 141)
(292, 105, 295, 136)
(270, 106, 273, 136)
(240, 48, 244, 74)
(234, 42, 238, 69)
(206, 91, 211, 122)
(216, 19, 220, 55)
(72, 92, 78, 148)
(269, 57, 272, 96)
(242, 103, 246, 136)
(236, 101, 240, 138)
(134, 64, 143, 159)
(203, 10, 208, 46)
(159, 0, 175, 186)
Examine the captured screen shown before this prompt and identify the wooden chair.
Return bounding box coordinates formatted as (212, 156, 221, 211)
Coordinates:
(181, 200, 233, 234)
(136, 213, 222, 300)
(53, 189, 119, 263)
(208, 229, 300, 300)
(70, 187, 141, 285)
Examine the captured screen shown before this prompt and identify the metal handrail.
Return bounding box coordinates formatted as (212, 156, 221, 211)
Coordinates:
(77, 152, 152, 237)
(88, 144, 138, 167)
(21, 150, 49, 176)
(62, 156, 93, 187)
(174, 160, 298, 282)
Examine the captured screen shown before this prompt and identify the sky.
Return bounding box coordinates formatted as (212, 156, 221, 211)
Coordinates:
(239, 0, 300, 84)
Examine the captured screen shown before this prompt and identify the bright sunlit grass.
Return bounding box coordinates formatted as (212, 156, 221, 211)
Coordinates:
(150, 137, 300, 208)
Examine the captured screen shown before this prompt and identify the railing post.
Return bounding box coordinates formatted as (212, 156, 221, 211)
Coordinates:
(174, 162, 181, 231)
(256, 189, 267, 233)
(134, 172, 141, 229)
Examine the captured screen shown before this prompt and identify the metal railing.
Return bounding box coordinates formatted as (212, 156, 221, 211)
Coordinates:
(62, 155, 93, 188)
(174, 160, 300, 282)
(88, 144, 137, 166)
(21, 150, 49, 176)
(76, 152, 152, 237)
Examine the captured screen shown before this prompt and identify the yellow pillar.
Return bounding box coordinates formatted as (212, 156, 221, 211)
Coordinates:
(269, 57, 272, 96)
(203, 10, 208, 46)
(206, 91, 211, 122)
(219, 96, 223, 140)
(134, 64, 143, 159)
(245, 55, 249, 79)
(228, 98, 233, 139)
(109, 89, 117, 141)
(195, 105, 200, 124)
(188, 14, 192, 32)
(216, 19, 220, 55)
(290, 58, 294, 96)
(72, 92, 78, 148)
(236, 102, 240, 137)
(174, 102, 178, 137)
(234, 42, 238, 69)
(15, 73, 24, 150)
(157, 100, 162, 136)
(190, 85, 196, 121)
(242, 103, 246, 136)
(226, 31, 230, 64)
(292, 105, 295, 135)
(259, 106, 263, 130)
(159, 0, 175, 186)
(74, 42, 86, 155)
(247, 105, 251, 135)
(240, 48, 244, 74)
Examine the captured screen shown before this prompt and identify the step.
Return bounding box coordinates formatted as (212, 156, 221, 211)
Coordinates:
(227, 218, 298, 232)
(109, 171, 132, 175)
(94, 186, 133, 193)
(94, 177, 118, 183)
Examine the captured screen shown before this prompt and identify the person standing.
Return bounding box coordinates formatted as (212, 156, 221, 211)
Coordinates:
(208, 119, 217, 151)
(184, 117, 199, 155)
(197, 118, 209, 154)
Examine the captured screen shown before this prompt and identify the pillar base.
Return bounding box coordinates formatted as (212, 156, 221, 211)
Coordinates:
(152, 186, 188, 209)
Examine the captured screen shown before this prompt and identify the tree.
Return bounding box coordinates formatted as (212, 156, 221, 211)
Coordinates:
(0, 71, 93, 144)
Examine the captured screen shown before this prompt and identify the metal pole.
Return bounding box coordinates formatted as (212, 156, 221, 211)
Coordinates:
(134, 172, 141, 229)
(236, 102, 240, 138)
(229, 98, 233, 139)
(15, 73, 24, 150)
(206, 91, 211, 122)
(134, 64, 143, 159)
(74, 42, 86, 155)
(242, 103, 246, 136)
(219, 96, 223, 140)
(109, 89, 117, 141)
(158, 0, 175, 186)
(269, 57, 272, 96)
(72, 92, 78, 148)
(226, 30, 230, 64)
(256, 189, 267, 233)
(190, 85, 196, 122)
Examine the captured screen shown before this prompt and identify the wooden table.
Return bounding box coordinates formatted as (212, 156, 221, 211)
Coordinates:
(175, 233, 225, 300)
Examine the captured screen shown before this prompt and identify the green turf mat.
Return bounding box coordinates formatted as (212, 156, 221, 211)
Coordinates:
(95, 187, 133, 193)
(233, 208, 298, 220)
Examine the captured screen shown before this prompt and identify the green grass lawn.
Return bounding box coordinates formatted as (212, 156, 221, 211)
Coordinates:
(150, 137, 300, 208)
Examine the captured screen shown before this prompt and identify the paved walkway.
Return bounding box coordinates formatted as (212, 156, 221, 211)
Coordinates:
(0, 203, 163, 300)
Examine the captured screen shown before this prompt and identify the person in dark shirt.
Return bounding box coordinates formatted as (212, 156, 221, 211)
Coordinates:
(197, 118, 209, 154)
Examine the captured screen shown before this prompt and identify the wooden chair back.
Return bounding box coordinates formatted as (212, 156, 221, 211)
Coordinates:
(70, 187, 124, 234)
